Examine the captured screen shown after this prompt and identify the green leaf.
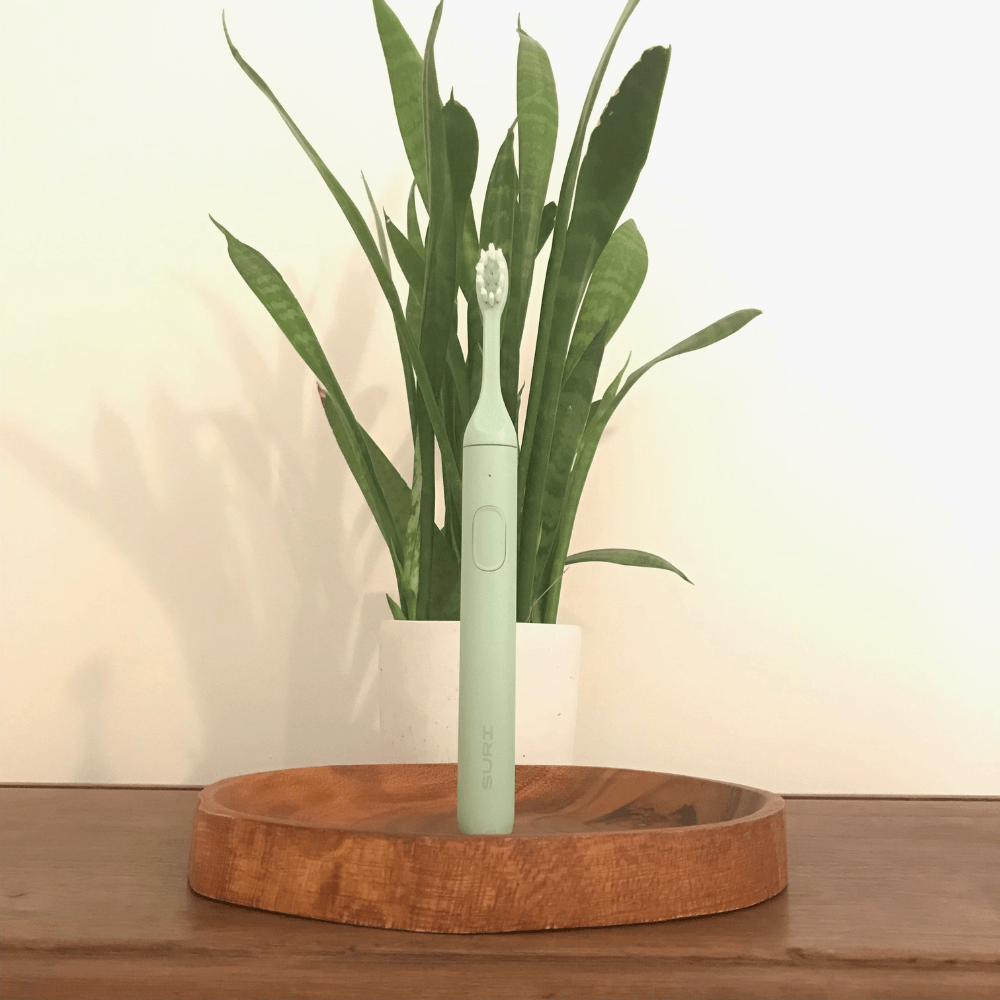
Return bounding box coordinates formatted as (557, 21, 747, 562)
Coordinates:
(460, 203, 484, 413)
(401, 435, 422, 618)
(212, 220, 403, 584)
(415, 402, 437, 614)
(519, 0, 643, 492)
(543, 308, 762, 620)
(419, 2, 457, 402)
(317, 391, 407, 590)
(525, 47, 671, 576)
(539, 354, 629, 621)
(557, 47, 669, 329)
(440, 371, 461, 570)
(429, 528, 461, 620)
(403, 184, 425, 342)
(535, 200, 556, 257)
(405, 282, 422, 355)
(446, 332, 471, 430)
(517, 0, 645, 618)
(564, 219, 647, 381)
(358, 424, 410, 540)
(387, 593, 406, 620)
(372, 0, 428, 208)
(443, 97, 478, 446)
(481, 125, 518, 256)
(221, 13, 461, 519)
(511, 22, 558, 378)
(402, 183, 425, 367)
(413, 2, 461, 577)
(361, 414, 462, 618)
(385, 214, 425, 302)
(361, 172, 392, 274)
(443, 96, 478, 217)
(406, 179, 424, 258)
(565, 548, 692, 584)
(534, 322, 607, 601)
(479, 125, 521, 425)
(620, 308, 763, 395)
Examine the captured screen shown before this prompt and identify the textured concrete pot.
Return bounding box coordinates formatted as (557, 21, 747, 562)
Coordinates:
(378, 620, 581, 765)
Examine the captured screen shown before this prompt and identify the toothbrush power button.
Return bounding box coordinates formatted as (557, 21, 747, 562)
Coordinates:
(472, 505, 506, 572)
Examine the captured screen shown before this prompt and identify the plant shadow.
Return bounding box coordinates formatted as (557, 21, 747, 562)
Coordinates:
(1, 248, 407, 784)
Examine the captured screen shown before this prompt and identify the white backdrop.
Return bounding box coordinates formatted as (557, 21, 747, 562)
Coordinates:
(1, 0, 997, 792)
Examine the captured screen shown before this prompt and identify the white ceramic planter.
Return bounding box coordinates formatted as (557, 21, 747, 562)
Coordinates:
(379, 620, 581, 765)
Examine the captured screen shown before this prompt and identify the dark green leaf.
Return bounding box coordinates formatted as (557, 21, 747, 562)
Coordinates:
(446, 333, 471, 429)
(526, 47, 671, 551)
(481, 126, 518, 256)
(406, 179, 424, 257)
(516, 0, 644, 618)
(419, 2, 457, 401)
(539, 354, 629, 621)
(480, 125, 521, 424)
(443, 96, 478, 216)
(564, 219, 647, 381)
(535, 200, 556, 257)
(429, 526, 461, 619)
(372, 0, 428, 207)
(534, 322, 607, 599)
(403, 186, 424, 342)
(558, 47, 669, 324)
(459, 202, 483, 419)
(385, 214, 425, 301)
(510, 23, 558, 391)
(405, 282, 422, 353)
(360, 412, 462, 619)
(443, 96, 477, 442)
(401, 427, 422, 618)
(518, 0, 642, 505)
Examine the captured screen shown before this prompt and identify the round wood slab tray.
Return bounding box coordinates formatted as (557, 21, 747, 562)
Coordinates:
(188, 764, 787, 933)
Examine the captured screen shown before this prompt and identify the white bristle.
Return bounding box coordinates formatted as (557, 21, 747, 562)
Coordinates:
(475, 245, 509, 311)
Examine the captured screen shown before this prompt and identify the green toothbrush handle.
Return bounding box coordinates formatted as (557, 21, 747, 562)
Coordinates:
(457, 441, 517, 834)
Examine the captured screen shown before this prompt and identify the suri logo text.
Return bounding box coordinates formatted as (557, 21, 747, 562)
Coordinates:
(482, 725, 493, 789)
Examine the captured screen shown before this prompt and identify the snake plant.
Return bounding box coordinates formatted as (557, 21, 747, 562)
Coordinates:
(211, 0, 761, 623)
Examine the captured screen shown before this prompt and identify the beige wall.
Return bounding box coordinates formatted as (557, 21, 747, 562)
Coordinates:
(1, 0, 997, 791)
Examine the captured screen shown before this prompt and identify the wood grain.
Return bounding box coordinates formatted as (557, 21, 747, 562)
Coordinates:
(2, 787, 998, 999)
(187, 764, 786, 932)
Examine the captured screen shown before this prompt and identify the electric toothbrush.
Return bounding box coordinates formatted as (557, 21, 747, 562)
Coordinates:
(457, 244, 517, 836)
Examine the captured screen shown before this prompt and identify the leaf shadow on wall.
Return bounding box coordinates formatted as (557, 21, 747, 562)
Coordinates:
(1, 250, 405, 783)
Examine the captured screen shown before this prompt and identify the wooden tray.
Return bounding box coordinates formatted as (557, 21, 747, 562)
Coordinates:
(188, 764, 787, 933)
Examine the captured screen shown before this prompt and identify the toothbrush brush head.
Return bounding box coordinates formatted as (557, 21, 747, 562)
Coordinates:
(475, 244, 508, 314)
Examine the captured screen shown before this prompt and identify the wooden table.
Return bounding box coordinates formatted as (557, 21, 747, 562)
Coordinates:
(1, 786, 997, 999)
